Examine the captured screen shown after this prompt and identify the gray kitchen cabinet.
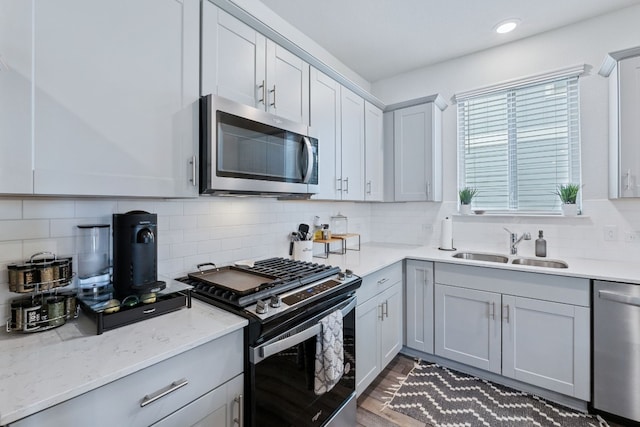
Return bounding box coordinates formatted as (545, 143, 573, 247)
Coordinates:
(364, 101, 384, 201)
(383, 96, 446, 202)
(202, 2, 309, 125)
(600, 47, 640, 198)
(339, 87, 365, 201)
(404, 259, 434, 353)
(433, 263, 590, 400)
(9, 330, 244, 427)
(355, 262, 403, 396)
(0, 0, 33, 194)
(31, 0, 200, 197)
(310, 67, 341, 200)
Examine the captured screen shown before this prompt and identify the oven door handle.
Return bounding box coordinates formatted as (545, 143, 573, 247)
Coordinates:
(251, 297, 356, 364)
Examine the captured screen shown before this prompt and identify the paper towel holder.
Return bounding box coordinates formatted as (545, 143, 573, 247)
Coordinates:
(439, 247, 457, 251)
(439, 216, 457, 251)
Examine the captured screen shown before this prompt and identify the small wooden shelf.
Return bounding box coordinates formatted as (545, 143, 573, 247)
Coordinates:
(313, 233, 360, 258)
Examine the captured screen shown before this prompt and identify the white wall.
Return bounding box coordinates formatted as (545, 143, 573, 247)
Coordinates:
(370, 4, 640, 262)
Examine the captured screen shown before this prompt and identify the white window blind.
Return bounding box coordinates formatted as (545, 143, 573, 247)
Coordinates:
(457, 74, 581, 213)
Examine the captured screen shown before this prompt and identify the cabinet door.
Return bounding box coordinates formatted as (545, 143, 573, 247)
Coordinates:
(364, 101, 384, 201)
(405, 260, 434, 353)
(0, 0, 33, 194)
(434, 284, 501, 373)
(340, 87, 365, 201)
(380, 281, 403, 368)
(309, 68, 341, 200)
(502, 295, 590, 400)
(394, 103, 442, 202)
(201, 3, 265, 108)
(33, 0, 200, 197)
(619, 55, 640, 197)
(355, 295, 381, 396)
(266, 40, 309, 125)
(152, 374, 243, 427)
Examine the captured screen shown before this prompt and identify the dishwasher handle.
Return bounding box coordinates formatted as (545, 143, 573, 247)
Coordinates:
(598, 290, 640, 307)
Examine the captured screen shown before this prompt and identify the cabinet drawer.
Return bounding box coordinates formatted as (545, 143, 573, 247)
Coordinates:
(11, 330, 243, 427)
(357, 262, 402, 305)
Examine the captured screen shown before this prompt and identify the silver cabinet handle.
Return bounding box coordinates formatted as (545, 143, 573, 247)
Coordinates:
(366, 180, 372, 195)
(488, 302, 496, 319)
(377, 277, 389, 285)
(383, 300, 389, 318)
(503, 304, 510, 323)
(189, 156, 197, 187)
(269, 85, 276, 108)
(336, 178, 343, 192)
(258, 80, 265, 105)
(427, 181, 431, 199)
(599, 290, 640, 307)
(140, 378, 188, 407)
(344, 177, 349, 194)
(233, 394, 244, 426)
(625, 169, 632, 191)
(301, 136, 313, 184)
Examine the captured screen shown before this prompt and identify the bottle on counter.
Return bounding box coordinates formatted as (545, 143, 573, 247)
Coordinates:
(535, 230, 547, 257)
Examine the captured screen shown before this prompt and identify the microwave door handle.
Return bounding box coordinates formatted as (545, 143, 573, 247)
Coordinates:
(302, 136, 314, 184)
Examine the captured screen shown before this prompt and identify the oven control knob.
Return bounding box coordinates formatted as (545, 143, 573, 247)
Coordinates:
(256, 300, 268, 314)
(345, 269, 353, 278)
(338, 272, 346, 281)
(269, 295, 281, 308)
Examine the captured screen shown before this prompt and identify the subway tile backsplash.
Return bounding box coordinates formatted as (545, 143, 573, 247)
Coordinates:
(2, 196, 640, 317)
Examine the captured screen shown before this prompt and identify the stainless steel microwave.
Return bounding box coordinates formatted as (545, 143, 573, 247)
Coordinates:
(200, 94, 318, 196)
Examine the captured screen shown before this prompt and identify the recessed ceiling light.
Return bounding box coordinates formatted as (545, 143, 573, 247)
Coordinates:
(495, 19, 520, 34)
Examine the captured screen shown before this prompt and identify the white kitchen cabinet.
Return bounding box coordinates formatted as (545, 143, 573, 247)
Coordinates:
(383, 96, 446, 202)
(202, 2, 309, 125)
(339, 87, 365, 201)
(364, 101, 384, 201)
(310, 67, 341, 200)
(31, 0, 200, 198)
(433, 263, 591, 400)
(404, 260, 434, 354)
(0, 0, 33, 194)
(600, 48, 640, 198)
(355, 262, 403, 396)
(10, 330, 244, 427)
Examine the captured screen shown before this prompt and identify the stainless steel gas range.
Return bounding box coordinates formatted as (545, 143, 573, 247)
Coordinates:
(178, 258, 361, 427)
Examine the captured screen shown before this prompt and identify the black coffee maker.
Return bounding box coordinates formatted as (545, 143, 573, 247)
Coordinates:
(112, 211, 165, 299)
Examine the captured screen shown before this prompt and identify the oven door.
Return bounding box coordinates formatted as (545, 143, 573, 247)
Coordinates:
(249, 296, 356, 427)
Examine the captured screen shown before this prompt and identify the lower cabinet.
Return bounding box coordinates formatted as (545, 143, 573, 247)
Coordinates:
(355, 262, 403, 396)
(404, 259, 434, 353)
(434, 264, 590, 400)
(10, 330, 244, 427)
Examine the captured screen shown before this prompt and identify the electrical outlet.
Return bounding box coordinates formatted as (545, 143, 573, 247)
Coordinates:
(624, 231, 640, 243)
(604, 225, 618, 241)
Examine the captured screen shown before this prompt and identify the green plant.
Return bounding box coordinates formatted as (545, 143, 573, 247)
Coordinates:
(555, 183, 580, 204)
(458, 187, 478, 205)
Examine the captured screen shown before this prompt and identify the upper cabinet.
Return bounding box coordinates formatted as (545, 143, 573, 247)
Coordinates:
(384, 96, 446, 202)
(4, 0, 201, 198)
(364, 101, 384, 201)
(600, 47, 640, 198)
(202, 3, 309, 125)
(0, 0, 33, 194)
(339, 87, 366, 201)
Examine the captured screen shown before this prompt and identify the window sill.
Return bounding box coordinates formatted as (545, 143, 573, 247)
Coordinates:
(453, 213, 589, 219)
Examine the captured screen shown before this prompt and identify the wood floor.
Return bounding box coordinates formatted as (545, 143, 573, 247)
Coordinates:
(355, 353, 629, 427)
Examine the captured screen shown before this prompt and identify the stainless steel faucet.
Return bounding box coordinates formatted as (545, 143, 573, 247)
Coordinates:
(504, 227, 531, 255)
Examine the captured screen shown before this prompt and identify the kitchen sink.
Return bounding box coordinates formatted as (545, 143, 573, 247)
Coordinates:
(452, 252, 509, 263)
(511, 258, 568, 268)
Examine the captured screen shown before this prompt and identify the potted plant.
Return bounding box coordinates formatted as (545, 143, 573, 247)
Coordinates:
(458, 187, 478, 215)
(555, 183, 580, 216)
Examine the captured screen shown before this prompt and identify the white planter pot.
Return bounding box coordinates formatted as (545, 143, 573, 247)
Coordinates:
(459, 204, 472, 215)
(561, 204, 578, 216)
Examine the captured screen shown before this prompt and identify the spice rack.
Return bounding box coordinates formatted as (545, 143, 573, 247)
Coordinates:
(313, 233, 361, 258)
(6, 252, 78, 333)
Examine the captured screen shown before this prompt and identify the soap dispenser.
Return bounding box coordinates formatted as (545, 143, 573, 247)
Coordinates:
(535, 230, 547, 257)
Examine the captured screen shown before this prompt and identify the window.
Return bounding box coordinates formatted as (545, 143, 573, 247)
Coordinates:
(456, 67, 582, 213)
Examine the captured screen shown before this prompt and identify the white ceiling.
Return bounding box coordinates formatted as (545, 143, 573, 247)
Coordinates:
(259, 0, 640, 83)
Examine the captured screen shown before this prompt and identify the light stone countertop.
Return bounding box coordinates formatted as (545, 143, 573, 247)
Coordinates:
(0, 297, 247, 426)
(317, 242, 640, 285)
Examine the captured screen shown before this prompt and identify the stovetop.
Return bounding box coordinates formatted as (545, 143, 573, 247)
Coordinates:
(179, 257, 358, 321)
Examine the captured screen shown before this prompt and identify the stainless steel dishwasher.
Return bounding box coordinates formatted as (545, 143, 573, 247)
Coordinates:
(593, 280, 640, 423)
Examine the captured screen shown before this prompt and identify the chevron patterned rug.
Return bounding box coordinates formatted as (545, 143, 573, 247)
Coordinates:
(383, 360, 608, 427)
